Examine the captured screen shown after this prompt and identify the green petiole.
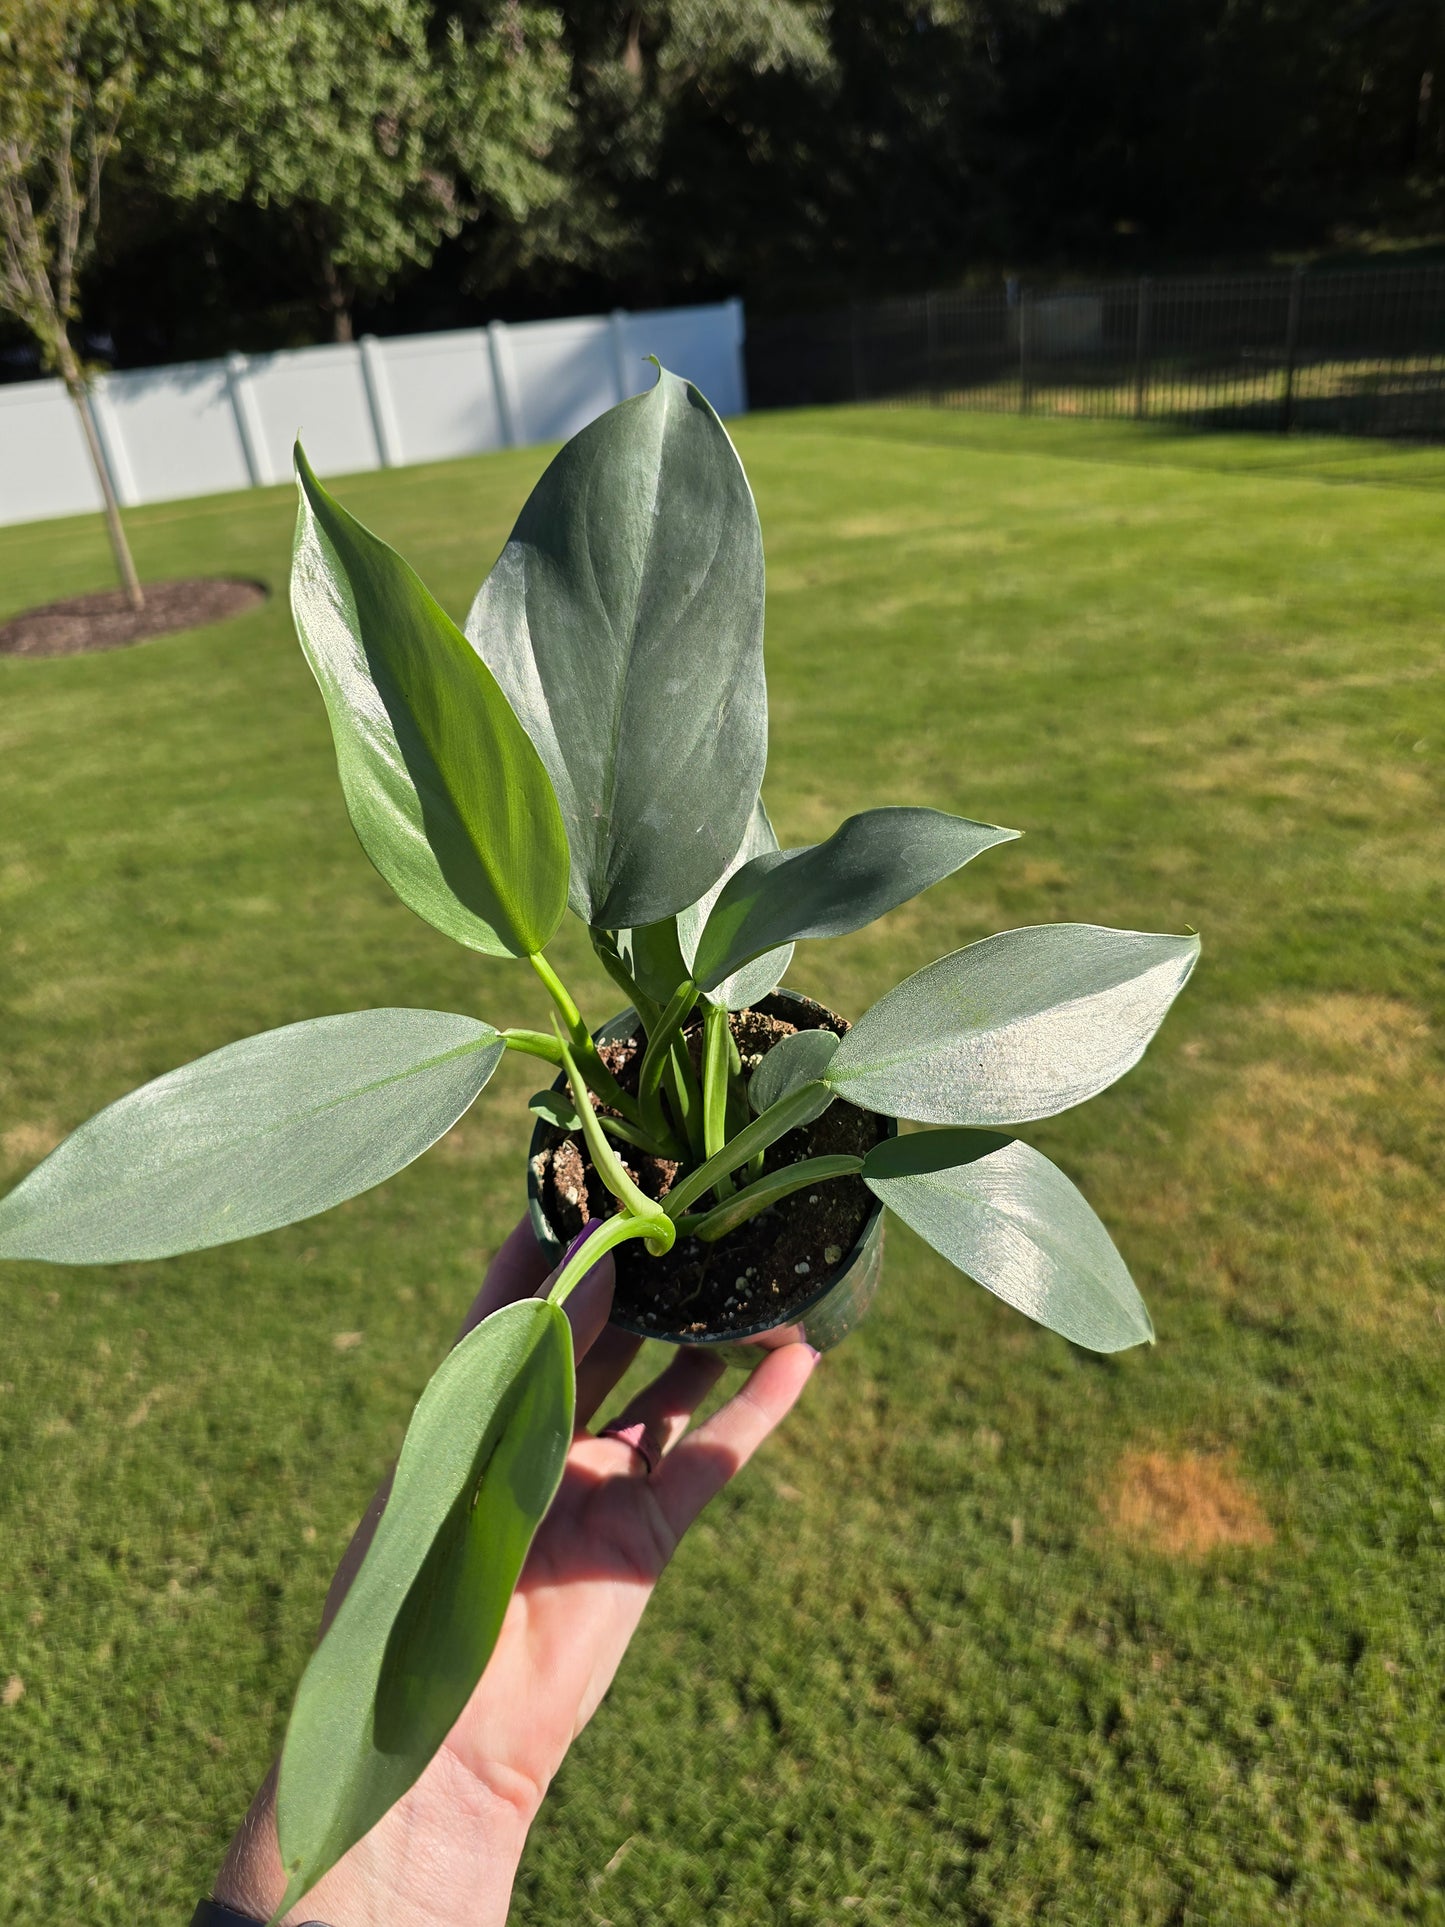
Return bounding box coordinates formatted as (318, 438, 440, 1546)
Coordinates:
(503, 1027, 564, 1066)
(528, 1089, 680, 1161)
(546, 1211, 671, 1307)
(701, 1002, 733, 1198)
(556, 1033, 674, 1256)
(688, 1154, 863, 1244)
(519, 957, 643, 1125)
(637, 979, 698, 1143)
(589, 930, 662, 1036)
(663, 1078, 836, 1221)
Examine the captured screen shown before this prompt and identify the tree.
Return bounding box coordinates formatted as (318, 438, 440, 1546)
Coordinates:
(0, 0, 144, 609)
(470, 1, 835, 306)
(136, 0, 571, 344)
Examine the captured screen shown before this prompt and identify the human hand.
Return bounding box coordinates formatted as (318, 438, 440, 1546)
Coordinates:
(211, 1217, 818, 1926)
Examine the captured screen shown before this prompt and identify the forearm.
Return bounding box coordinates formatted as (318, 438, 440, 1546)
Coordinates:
(212, 1759, 533, 1927)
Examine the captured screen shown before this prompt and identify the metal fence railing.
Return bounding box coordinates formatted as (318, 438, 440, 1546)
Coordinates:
(745, 266, 1445, 441)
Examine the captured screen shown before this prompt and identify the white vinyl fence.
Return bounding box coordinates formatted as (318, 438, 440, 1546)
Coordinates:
(0, 298, 746, 529)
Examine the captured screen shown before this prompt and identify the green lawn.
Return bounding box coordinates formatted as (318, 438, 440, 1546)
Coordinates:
(1, 409, 1441, 1925)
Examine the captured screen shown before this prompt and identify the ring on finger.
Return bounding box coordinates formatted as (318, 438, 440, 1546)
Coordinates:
(598, 1417, 663, 1477)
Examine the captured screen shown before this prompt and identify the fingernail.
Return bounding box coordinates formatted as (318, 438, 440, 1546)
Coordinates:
(560, 1218, 602, 1267)
(803, 1343, 823, 1363)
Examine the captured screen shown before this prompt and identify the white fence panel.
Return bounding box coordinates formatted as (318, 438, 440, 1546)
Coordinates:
(618, 301, 746, 414)
(0, 381, 104, 525)
(374, 328, 504, 464)
(99, 360, 253, 505)
(503, 316, 621, 446)
(244, 343, 381, 485)
(0, 298, 747, 529)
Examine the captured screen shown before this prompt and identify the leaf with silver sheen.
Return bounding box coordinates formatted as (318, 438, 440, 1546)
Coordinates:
(466, 363, 768, 931)
(691, 806, 1018, 995)
(274, 1298, 574, 1915)
(862, 1129, 1153, 1352)
(0, 1009, 504, 1264)
(292, 446, 569, 957)
(748, 1026, 841, 1114)
(828, 923, 1200, 1124)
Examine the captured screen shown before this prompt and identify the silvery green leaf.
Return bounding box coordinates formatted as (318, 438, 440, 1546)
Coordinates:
(614, 916, 691, 1009)
(691, 807, 1018, 995)
(292, 448, 569, 958)
(275, 1298, 573, 1913)
(466, 364, 767, 930)
(528, 1089, 580, 1129)
(748, 1027, 841, 1114)
(678, 798, 794, 1009)
(0, 1010, 503, 1264)
(828, 924, 1200, 1124)
(863, 1129, 1153, 1352)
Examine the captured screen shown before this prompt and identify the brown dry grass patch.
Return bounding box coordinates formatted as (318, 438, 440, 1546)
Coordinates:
(1185, 992, 1439, 1335)
(1106, 1449, 1274, 1558)
(1, 1122, 62, 1168)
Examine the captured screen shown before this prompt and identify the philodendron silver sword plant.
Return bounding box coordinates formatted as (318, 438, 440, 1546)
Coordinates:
(0, 363, 1197, 1915)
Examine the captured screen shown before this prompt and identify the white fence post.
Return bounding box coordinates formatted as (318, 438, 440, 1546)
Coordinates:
(359, 335, 403, 467)
(225, 353, 269, 487)
(487, 320, 521, 447)
(727, 297, 748, 413)
(87, 377, 137, 508)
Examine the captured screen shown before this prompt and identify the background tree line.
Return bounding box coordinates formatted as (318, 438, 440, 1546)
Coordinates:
(5, 0, 1444, 386)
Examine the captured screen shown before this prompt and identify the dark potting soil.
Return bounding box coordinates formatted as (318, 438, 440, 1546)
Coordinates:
(0, 578, 268, 658)
(533, 995, 888, 1339)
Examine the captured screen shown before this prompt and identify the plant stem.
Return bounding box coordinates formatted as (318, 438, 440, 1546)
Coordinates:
(546, 1211, 672, 1307)
(557, 1035, 673, 1253)
(529, 947, 587, 1038)
(689, 1155, 863, 1244)
(589, 930, 662, 1035)
(668, 1039, 707, 1162)
(503, 1028, 565, 1067)
(531, 1088, 680, 1162)
(525, 954, 642, 1124)
(600, 1113, 678, 1158)
(637, 979, 697, 1143)
(664, 1079, 836, 1221)
(702, 1003, 733, 1197)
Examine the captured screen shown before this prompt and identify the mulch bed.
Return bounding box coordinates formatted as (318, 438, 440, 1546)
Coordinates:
(0, 578, 268, 659)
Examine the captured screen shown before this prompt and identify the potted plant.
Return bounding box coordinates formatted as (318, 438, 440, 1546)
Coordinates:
(0, 364, 1197, 1916)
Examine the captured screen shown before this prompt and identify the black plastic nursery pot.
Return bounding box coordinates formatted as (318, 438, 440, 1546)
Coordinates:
(527, 989, 896, 1369)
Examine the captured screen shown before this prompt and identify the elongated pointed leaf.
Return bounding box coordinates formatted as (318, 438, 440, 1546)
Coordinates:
(617, 799, 793, 1011)
(692, 808, 1018, 995)
(0, 1010, 503, 1264)
(275, 1299, 574, 1913)
(863, 1130, 1152, 1352)
(828, 924, 1200, 1125)
(748, 1026, 841, 1114)
(615, 800, 792, 1010)
(679, 798, 794, 1009)
(293, 446, 569, 957)
(465, 364, 767, 930)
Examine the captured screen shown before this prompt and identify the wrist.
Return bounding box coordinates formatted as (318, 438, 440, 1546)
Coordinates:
(212, 1762, 533, 1927)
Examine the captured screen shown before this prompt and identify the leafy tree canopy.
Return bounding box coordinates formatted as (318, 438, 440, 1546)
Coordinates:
(132, 0, 570, 338)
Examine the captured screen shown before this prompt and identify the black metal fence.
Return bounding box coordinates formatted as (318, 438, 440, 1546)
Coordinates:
(746, 266, 1445, 440)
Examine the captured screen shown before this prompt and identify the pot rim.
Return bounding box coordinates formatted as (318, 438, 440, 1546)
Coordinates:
(525, 988, 895, 1347)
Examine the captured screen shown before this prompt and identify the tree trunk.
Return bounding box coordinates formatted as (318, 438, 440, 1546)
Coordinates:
(318, 247, 354, 344)
(56, 337, 143, 613)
